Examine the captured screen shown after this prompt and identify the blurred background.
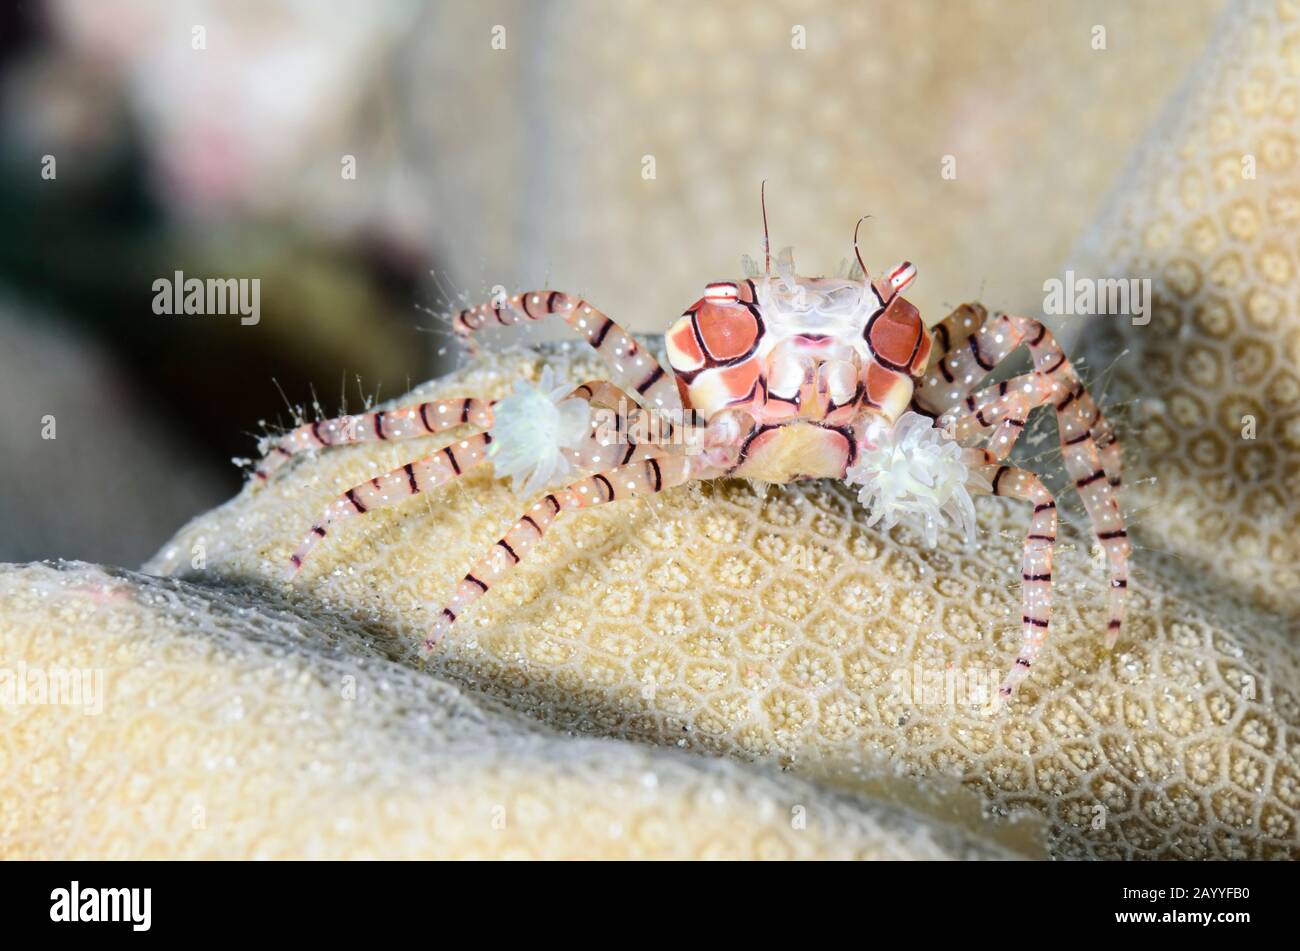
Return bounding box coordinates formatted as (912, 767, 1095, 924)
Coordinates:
(0, 0, 1224, 566)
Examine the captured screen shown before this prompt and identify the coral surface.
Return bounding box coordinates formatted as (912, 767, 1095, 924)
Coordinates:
(133, 344, 1300, 860)
(0, 559, 1011, 859)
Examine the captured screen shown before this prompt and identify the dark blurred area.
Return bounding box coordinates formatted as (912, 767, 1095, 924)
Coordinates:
(0, 0, 438, 565)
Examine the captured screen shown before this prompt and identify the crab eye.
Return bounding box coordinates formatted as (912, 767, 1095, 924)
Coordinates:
(704, 282, 740, 303)
(887, 262, 917, 294)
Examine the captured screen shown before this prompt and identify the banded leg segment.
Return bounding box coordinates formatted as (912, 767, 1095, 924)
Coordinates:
(919, 309, 1121, 482)
(286, 433, 494, 576)
(454, 290, 682, 412)
(259, 377, 633, 483)
(912, 303, 989, 418)
(941, 373, 1054, 461)
(254, 398, 493, 482)
(426, 454, 699, 649)
(917, 307, 1130, 645)
(974, 464, 1059, 698)
(569, 380, 629, 409)
(570, 379, 689, 448)
(1004, 314, 1129, 644)
(282, 378, 686, 578)
(563, 422, 691, 471)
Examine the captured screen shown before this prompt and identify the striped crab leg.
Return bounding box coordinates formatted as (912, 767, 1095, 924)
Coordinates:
(967, 460, 1059, 698)
(917, 309, 1129, 645)
(255, 380, 646, 484)
(917, 309, 1122, 485)
(564, 411, 681, 469)
(569, 380, 630, 408)
(569, 380, 679, 438)
(453, 291, 682, 412)
(285, 433, 495, 577)
(1005, 314, 1128, 646)
(425, 453, 707, 650)
(910, 303, 988, 419)
(285, 380, 669, 576)
(940, 373, 1054, 460)
(253, 397, 493, 482)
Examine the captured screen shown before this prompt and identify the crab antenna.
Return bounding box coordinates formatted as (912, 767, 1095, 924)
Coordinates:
(853, 215, 872, 280)
(760, 181, 772, 275)
(759, 179, 769, 275)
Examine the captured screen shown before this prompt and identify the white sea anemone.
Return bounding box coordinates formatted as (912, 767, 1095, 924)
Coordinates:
(487, 366, 592, 496)
(846, 412, 985, 547)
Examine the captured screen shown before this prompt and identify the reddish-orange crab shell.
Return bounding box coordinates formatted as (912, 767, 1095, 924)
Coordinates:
(866, 294, 933, 377)
(665, 274, 932, 427)
(666, 280, 768, 415)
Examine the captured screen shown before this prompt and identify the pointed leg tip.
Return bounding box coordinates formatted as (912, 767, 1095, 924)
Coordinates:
(424, 615, 454, 654)
(1104, 630, 1120, 650)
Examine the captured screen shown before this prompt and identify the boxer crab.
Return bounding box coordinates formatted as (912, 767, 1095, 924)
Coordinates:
(253, 221, 1130, 699)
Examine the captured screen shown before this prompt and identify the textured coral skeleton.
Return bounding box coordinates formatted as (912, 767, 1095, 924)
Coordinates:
(254, 220, 1131, 698)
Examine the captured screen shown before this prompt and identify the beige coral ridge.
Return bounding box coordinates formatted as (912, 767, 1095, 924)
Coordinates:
(0, 559, 1014, 859)
(131, 344, 1296, 860)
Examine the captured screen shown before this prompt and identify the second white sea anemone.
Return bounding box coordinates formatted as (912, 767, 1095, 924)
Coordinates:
(487, 366, 592, 496)
(846, 412, 984, 547)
